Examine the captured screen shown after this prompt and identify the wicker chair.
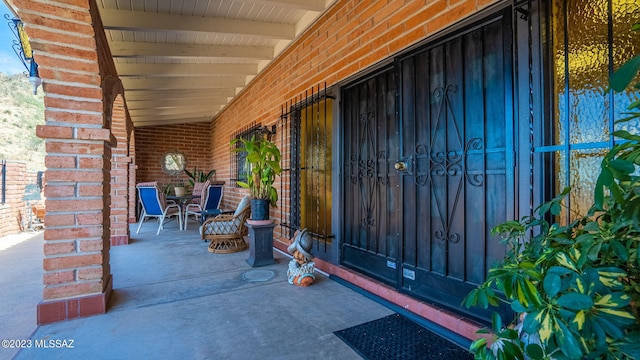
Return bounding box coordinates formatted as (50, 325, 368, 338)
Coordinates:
(201, 196, 251, 253)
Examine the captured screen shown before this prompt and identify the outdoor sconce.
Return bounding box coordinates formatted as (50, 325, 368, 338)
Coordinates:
(5, 14, 42, 95)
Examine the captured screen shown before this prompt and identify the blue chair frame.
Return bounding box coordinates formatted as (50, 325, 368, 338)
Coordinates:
(184, 184, 223, 230)
(136, 184, 183, 235)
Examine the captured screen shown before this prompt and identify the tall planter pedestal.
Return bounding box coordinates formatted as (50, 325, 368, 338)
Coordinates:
(246, 221, 276, 267)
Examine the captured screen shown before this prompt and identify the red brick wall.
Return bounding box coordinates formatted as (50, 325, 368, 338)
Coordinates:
(15, 0, 122, 324)
(135, 122, 214, 189)
(211, 0, 499, 236)
(0, 161, 44, 238)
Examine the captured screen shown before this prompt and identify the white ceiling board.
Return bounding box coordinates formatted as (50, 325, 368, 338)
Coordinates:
(97, 0, 335, 127)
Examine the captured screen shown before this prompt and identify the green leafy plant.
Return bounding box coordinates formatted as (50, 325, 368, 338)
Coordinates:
(158, 182, 183, 196)
(183, 166, 215, 187)
(161, 183, 173, 196)
(463, 22, 640, 360)
(231, 135, 281, 207)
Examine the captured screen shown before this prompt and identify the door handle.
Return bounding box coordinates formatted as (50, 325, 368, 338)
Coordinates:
(394, 161, 407, 172)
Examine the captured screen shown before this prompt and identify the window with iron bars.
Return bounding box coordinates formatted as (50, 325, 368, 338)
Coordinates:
(280, 84, 335, 257)
(230, 123, 263, 186)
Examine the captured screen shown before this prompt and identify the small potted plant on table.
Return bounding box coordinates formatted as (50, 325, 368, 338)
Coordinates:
(173, 181, 186, 197)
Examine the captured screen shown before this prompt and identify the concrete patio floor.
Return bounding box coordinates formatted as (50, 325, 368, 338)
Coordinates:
(1, 219, 395, 360)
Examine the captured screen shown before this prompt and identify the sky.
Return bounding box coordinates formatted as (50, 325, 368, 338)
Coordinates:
(0, 1, 29, 75)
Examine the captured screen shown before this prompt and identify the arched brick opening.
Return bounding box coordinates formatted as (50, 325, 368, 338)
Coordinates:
(108, 93, 133, 246)
(10, 0, 118, 324)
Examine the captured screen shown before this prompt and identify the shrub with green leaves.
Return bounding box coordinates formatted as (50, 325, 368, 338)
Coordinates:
(231, 135, 281, 207)
(464, 22, 640, 360)
(184, 166, 216, 188)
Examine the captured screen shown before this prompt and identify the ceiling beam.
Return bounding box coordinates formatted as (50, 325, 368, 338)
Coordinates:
(110, 41, 273, 60)
(236, 0, 326, 12)
(127, 98, 229, 110)
(100, 9, 295, 40)
(116, 63, 259, 77)
(134, 116, 216, 127)
(121, 77, 245, 90)
(129, 105, 224, 117)
(132, 111, 217, 123)
(124, 89, 236, 101)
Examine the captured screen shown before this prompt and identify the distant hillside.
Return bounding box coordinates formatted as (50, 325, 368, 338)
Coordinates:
(0, 72, 45, 171)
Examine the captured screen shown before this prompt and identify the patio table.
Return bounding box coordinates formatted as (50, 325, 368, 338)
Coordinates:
(167, 194, 200, 213)
(167, 194, 199, 204)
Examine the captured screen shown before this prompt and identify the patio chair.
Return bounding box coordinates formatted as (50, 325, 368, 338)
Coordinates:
(201, 195, 251, 254)
(136, 183, 183, 235)
(184, 184, 223, 230)
(191, 180, 210, 199)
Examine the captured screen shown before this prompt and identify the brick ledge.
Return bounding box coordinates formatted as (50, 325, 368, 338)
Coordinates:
(37, 275, 113, 325)
(110, 235, 129, 246)
(273, 240, 483, 341)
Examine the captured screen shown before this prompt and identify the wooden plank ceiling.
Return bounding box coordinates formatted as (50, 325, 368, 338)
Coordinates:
(98, 0, 333, 127)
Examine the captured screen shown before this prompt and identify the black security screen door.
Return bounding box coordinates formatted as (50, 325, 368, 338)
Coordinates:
(343, 67, 400, 285)
(342, 9, 514, 323)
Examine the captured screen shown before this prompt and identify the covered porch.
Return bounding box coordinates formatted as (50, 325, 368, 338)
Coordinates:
(4, 0, 638, 353)
(4, 222, 477, 359)
(4, 0, 508, 334)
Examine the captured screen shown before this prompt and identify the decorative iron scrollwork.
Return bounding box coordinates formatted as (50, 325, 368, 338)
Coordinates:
(353, 110, 379, 231)
(435, 229, 461, 243)
(361, 215, 375, 228)
(349, 155, 358, 184)
(464, 138, 484, 187)
(427, 84, 465, 243)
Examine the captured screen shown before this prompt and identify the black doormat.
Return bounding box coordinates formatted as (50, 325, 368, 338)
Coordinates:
(334, 313, 474, 360)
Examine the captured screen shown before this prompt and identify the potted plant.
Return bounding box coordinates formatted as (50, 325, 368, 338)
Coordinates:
(184, 166, 216, 188)
(173, 181, 186, 197)
(231, 135, 281, 221)
(463, 22, 640, 360)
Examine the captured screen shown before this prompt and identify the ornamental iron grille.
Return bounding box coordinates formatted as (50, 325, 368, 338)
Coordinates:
(396, 13, 514, 323)
(417, 84, 486, 245)
(278, 84, 335, 259)
(342, 8, 514, 324)
(342, 67, 401, 283)
(230, 122, 262, 186)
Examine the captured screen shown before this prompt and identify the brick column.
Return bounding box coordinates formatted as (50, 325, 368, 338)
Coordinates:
(36, 126, 113, 324)
(12, 0, 116, 324)
(128, 133, 137, 223)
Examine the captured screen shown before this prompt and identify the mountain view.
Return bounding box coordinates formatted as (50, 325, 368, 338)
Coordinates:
(0, 72, 45, 171)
